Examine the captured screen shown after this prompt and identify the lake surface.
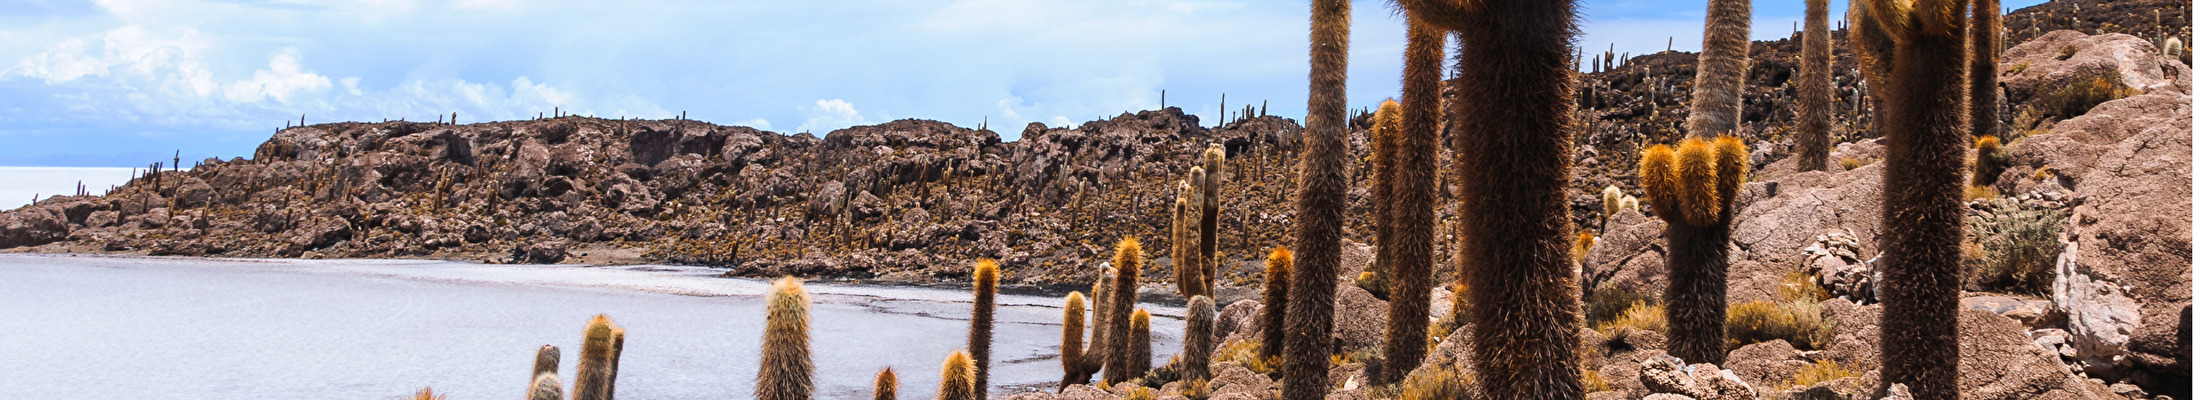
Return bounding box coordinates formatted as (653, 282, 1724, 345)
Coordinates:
(0, 254, 1182, 399)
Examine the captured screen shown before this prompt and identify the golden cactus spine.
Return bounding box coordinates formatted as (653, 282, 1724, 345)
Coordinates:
(1399, 0, 1587, 396)
(1284, 0, 1352, 399)
(528, 372, 565, 400)
(1797, 0, 1835, 171)
(1855, 1, 1969, 398)
(1686, 0, 1754, 139)
(1969, 0, 2001, 144)
(1260, 247, 1293, 359)
(873, 367, 898, 400)
(574, 314, 619, 400)
(1379, 11, 1445, 386)
(757, 277, 814, 400)
(1184, 295, 1218, 382)
(1059, 292, 1093, 389)
(1199, 144, 1225, 296)
(939, 351, 976, 400)
(969, 259, 999, 399)
(1128, 309, 1154, 379)
(1106, 238, 1144, 384)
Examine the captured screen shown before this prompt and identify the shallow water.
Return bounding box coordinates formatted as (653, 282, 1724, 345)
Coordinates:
(0, 254, 1182, 399)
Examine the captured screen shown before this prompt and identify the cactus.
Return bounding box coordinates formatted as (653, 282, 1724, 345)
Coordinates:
(1640, 136, 1750, 365)
(608, 326, 625, 398)
(1183, 169, 1207, 298)
(1600, 185, 1625, 221)
(528, 372, 564, 400)
(873, 368, 898, 400)
(1686, 0, 1754, 139)
(1281, 1, 1352, 399)
(1853, 1, 1969, 398)
(575, 314, 619, 400)
(1973, 136, 2006, 187)
(1969, 0, 2001, 145)
(1200, 144, 1225, 296)
(1184, 296, 1218, 382)
(1399, 0, 1587, 396)
(1128, 309, 1154, 379)
(1378, 12, 1447, 385)
(757, 277, 813, 400)
(1370, 98, 1403, 291)
(1173, 183, 1193, 297)
(1060, 292, 1093, 388)
(2165, 37, 2184, 59)
(1088, 269, 1117, 379)
(1797, 0, 1835, 171)
(1106, 238, 1144, 384)
(939, 351, 976, 400)
(532, 345, 561, 379)
(969, 259, 999, 399)
(1260, 247, 1293, 359)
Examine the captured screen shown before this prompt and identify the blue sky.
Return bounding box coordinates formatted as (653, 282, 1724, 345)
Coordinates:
(0, 0, 2047, 167)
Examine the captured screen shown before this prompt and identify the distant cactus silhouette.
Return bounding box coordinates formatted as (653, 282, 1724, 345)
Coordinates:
(1200, 144, 1225, 296)
(1060, 292, 1094, 388)
(1106, 238, 1144, 384)
(873, 368, 898, 400)
(533, 345, 560, 380)
(1378, 12, 1446, 385)
(528, 372, 564, 400)
(1128, 309, 1154, 379)
(1852, 1, 1970, 398)
(1282, 1, 1353, 399)
(939, 351, 976, 400)
(1797, 0, 1834, 171)
(757, 277, 813, 400)
(1184, 295, 1218, 382)
(969, 259, 999, 399)
(575, 314, 619, 400)
(1260, 247, 1293, 359)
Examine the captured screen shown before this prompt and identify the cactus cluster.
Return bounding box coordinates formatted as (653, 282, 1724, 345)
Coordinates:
(1172, 145, 1227, 300)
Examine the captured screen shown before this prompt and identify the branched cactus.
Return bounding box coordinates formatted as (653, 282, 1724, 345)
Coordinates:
(757, 277, 814, 400)
(1377, 11, 1446, 385)
(939, 351, 976, 400)
(1106, 238, 1144, 384)
(1184, 295, 1218, 382)
(575, 314, 619, 400)
(969, 259, 999, 399)
(1638, 136, 1750, 364)
(1853, 1, 1970, 398)
(1060, 292, 1093, 388)
(1200, 144, 1225, 296)
(1797, 0, 1835, 171)
(873, 368, 898, 400)
(1283, 1, 1353, 399)
(1260, 247, 1293, 359)
(1129, 309, 1154, 379)
(529, 372, 565, 400)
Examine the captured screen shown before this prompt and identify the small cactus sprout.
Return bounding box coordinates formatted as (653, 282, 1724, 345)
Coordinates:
(1129, 309, 1155, 379)
(575, 314, 619, 400)
(2165, 37, 2184, 59)
(412, 387, 446, 400)
(1184, 295, 1218, 382)
(969, 259, 1000, 399)
(1574, 230, 1598, 262)
(939, 351, 977, 400)
(1621, 195, 1640, 214)
(1600, 185, 1624, 220)
(757, 277, 814, 400)
(1260, 247, 1294, 358)
(1106, 238, 1145, 384)
(533, 345, 561, 379)
(1060, 292, 1093, 388)
(1972, 136, 2007, 187)
(528, 373, 565, 400)
(873, 368, 898, 400)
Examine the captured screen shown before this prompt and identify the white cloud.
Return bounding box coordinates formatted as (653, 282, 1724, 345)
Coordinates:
(796, 98, 868, 134)
(219, 49, 330, 104)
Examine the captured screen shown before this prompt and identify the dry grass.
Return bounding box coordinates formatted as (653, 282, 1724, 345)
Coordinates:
(1726, 300, 1834, 350)
(1777, 270, 1832, 303)
(1392, 365, 1475, 400)
(1786, 360, 1858, 389)
(1212, 340, 1277, 376)
(1838, 156, 1863, 170)
(1595, 300, 1668, 335)
(1965, 185, 2001, 202)
(1177, 378, 1210, 400)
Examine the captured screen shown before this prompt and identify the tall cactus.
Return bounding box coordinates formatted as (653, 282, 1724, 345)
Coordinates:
(1639, 136, 1750, 364)
(1060, 292, 1093, 389)
(1370, 98, 1403, 289)
(1173, 184, 1194, 297)
(1260, 247, 1293, 358)
(969, 259, 999, 398)
(1088, 269, 1117, 379)
(1797, 0, 1835, 172)
(1128, 309, 1154, 379)
(1184, 295, 1218, 382)
(1401, 0, 1586, 397)
(1183, 169, 1207, 298)
(939, 351, 976, 400)
(1282, 0, 1352, 399)
(1379, 9, 1447, 384)
(873, 368, 898, 400)
(757, 277, 814, 400)
(575, 314, 619, 400)
(1106, 238, 1145, 385)
(1688, 0, 1753, 140)
(1853, 1, 1970, 399)
(1969, 0, 2001, 143)
(1200, 144, 1225, 296)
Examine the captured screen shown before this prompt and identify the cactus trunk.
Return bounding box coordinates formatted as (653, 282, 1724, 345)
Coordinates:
(969, 260, 999, 398)
(1797, 0, 1835, 172)
(1060, 292, 1092, 389)
(757, 277, 814, 400)
(528, 372, 564, 400)
(1969, 0, 2001, 143)
(1106, 239, 1144, 385)
(575, 314, 618, 400)
(1088, 271, 1116, 378)
(1282, 0, 1351, 399)
(1200, 145, 1225, 296)
(1371, 97, 1401, 293)
(1184, 296, 1218, 382)
(1686, 0, 1753, 140)
(1861, 1, 1969, 399)
(1260, 248, 1293, 359)
(1379, 13, 1446, 385)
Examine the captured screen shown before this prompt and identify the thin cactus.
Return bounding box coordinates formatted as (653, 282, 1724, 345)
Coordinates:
(1106, 238, 1144, 385)
(1260, 247, 1293, 359)
(1378, 11, 1447, 386)
(1200, 144, 1225, 296)
(1969, 0, 2002, 144)
(969, 259, 999, 398)
(1128, 309, 1154, 379)
(1282, 0, 1353, 399)
(1060, 292, 1094, 389)
(1089, 268, 1117, 378)
(575, 314, 618, 400)
(1370, 98, 1404, 292)
(608, 326, 625, 399)
(1798, 0, 1836, 171)
(757, 277, 814, 400)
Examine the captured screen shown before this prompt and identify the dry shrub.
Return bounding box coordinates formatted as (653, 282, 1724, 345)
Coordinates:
(1726, 300, 1833, 350)
(1211, 340, 1277, 376)
(1596, 300, 1669, 335)
(1393, 365, 1475, 400)
(1786, 359, 1858, 389)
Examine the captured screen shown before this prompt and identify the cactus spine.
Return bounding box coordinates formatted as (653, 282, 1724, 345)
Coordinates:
(1379, 8, 1447, 385)
(939, 351, 976, 400)
(757, 277, 814, 400)
(1184, 295, 1218, 382)
(1797, 0, 1835, 172)
(1640, 136, 1750, 365)
(969, 259, 999, 398)
(1854, 1, 1969, 398)
(1402, 0, 1586, 396)
(1260, 247, 1293, 359)
(873, 368, 898, 400)
(1106, 238, 1144, 385)
(575, 314, 619, 400)
(1969, 0, 2001, 144)
(1128, 309, 1154, 379)
(1060, 292, 1093, 389)
(529, 372, 565, 400)
(1283, 0, 1351, 399)
(1200, 144, 1225, 296)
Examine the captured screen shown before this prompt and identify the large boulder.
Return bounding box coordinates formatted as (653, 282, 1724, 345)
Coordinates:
(2050, 90, 2192, 390)
(0, 204, 69, 249)
(1955, 309, 2118, 400)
